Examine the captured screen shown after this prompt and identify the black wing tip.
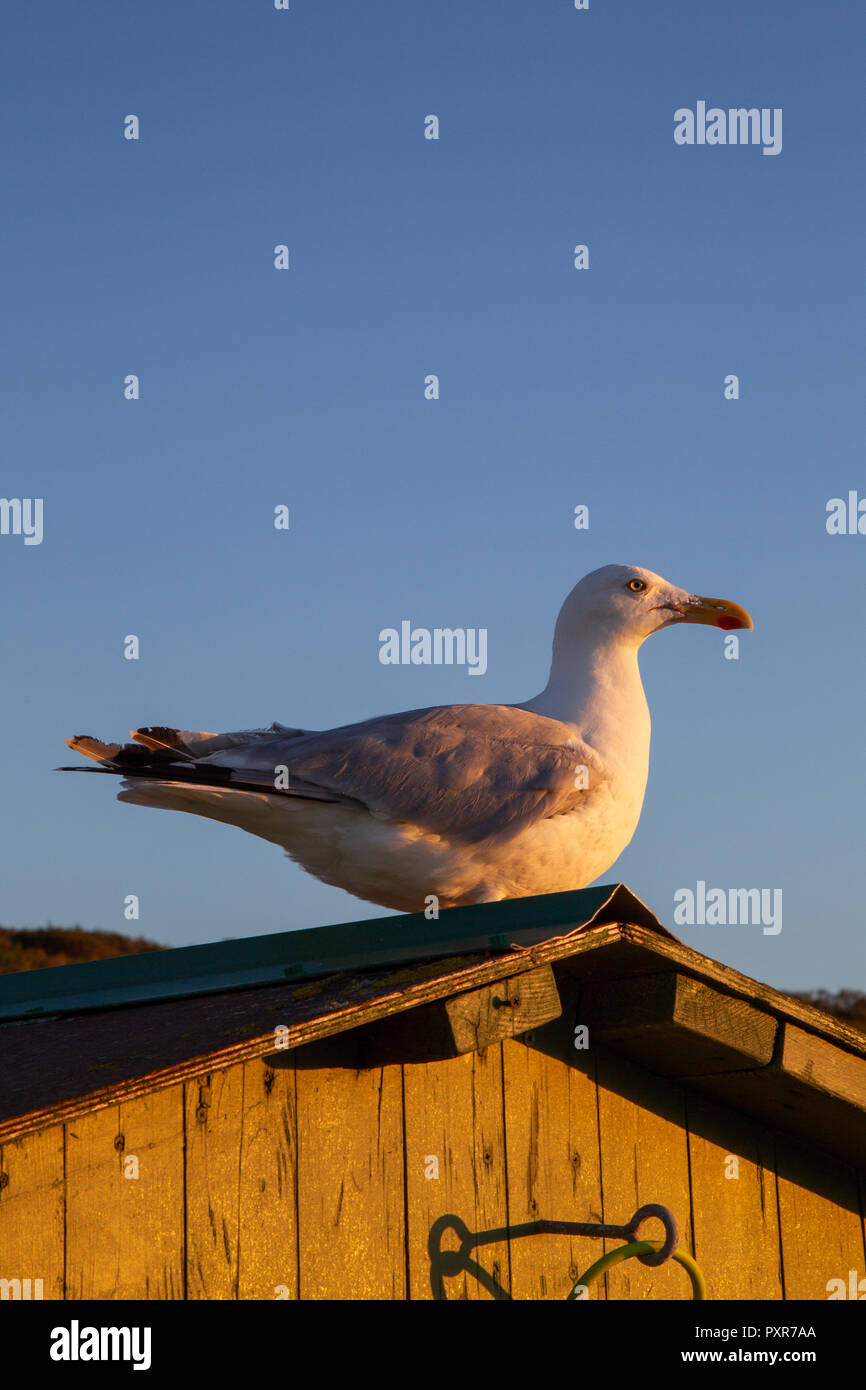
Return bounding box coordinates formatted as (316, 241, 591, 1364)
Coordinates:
(55, 765, 121, 773)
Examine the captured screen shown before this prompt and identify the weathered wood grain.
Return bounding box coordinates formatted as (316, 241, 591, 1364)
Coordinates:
(594, 1047, 694, 1300)
(686, 1094, 782, 1299)
(403, 1046, 508, 1300)
(66, 1089, 183, 1299)
(445, 966, 561, 1055)
(501, 1021, 605, 1300)
(0, 1124, 64, 1300)
(185, 1069, 244, 1299)
(781, 1024, 866, 1109)
(294, 1048, 405, 1299)
(237, 1056, 298, 1300)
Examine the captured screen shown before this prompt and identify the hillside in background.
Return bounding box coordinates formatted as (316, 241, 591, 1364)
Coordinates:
(0, 925, 166, 973)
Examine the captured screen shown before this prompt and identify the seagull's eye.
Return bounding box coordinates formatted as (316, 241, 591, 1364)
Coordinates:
(627, 579, 646, 592)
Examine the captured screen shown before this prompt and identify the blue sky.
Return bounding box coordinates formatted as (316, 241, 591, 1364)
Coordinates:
(1, 1, 863, 993)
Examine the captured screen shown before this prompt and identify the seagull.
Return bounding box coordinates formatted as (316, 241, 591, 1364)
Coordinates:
(62, 564, 752, 912)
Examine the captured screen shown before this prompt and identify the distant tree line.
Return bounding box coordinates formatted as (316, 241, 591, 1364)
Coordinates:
(790, 989, 866, 1033)
(0, 925, 165, 973)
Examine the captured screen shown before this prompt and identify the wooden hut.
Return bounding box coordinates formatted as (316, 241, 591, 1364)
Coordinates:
(0, 884, 864, 1301)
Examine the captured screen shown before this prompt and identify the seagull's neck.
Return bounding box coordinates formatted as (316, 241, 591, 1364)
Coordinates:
(520, 635, 650, 769)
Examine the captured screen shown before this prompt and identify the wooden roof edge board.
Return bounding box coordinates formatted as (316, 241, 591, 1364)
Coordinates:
(779, 1023, 866, 1109)
(2, 924, 865, 1149)
(0, 882, 668, 1023)
(1, 911, 862, 1076)
(577, 972, 779, 1073)
(612, 924, 866, 1062)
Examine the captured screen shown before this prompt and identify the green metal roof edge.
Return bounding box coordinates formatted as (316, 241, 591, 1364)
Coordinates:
(0, 883, 668, 1023)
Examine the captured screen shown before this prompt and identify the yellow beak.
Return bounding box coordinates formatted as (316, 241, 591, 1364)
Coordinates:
(656, 595, 754, 631)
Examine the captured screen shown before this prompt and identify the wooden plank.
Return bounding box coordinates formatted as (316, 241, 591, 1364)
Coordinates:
(65, 1107, 119, 1299)
(294, 1046, 404, 1299)
(403, 1046, 508, 1300)
(501, 1022, 605, 1300)
(237, 1056, 299, 1300)
(685, 1094, 783, 1299)
(185, 1068, 244, 1299)
(781, 1024, 866, 1109)
(66, 1089, 184, 1299)
(775, 1137, 865, 1299)
(0, 1125, 64, 1300)
(580, 973, 777, 1075)
(445, 966, 562, 1054)
(594, 1047, 694, 1300)
(335, 964, 562, 1065)
(114, 1088, 184, 1299)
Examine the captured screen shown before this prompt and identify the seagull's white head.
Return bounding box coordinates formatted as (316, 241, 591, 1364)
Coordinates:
(553, 563, 753, 654)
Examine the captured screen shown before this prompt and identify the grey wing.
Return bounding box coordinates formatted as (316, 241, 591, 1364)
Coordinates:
(202, 704, 606, 844)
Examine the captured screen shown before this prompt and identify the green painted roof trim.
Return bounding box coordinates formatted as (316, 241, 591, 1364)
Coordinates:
(0, 883, 668, 1023)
